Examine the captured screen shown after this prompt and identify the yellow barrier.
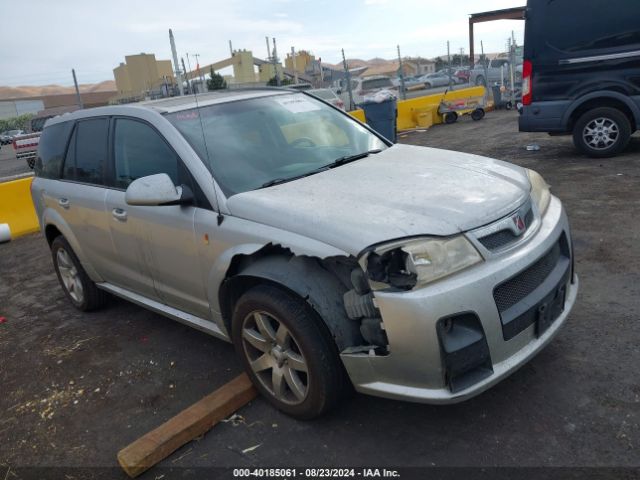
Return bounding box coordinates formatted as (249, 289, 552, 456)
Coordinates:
(397, 86, 486, 131)
(0, 177, 40, 238)
(348, 109, 366, 123)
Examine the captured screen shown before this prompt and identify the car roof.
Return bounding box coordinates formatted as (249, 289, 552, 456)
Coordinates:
(44, 88, 295, 127)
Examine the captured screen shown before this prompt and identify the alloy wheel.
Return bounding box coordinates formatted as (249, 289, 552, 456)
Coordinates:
(241, 310, 309, 405)
(582, 117, 619, 150)
(56, 248, 84, 303)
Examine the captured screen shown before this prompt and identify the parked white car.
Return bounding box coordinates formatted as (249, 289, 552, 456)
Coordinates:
(308, 88, 345, 110)
(335, 75, 399, 108)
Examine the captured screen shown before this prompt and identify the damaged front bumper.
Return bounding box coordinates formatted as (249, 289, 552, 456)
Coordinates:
(340, 195, 578, 404)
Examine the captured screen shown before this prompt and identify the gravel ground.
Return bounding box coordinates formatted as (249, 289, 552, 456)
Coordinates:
(1, 110, 638, 479)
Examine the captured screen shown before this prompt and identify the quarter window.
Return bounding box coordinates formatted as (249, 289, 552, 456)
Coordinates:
(35, 121, 73, 179)
(113, 118, 179, 188)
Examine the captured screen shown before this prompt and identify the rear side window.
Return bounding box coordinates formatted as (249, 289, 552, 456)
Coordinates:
(63, 118, 108, 185)
(35, 121, 73, 179)
(113, 118, 179, 188)
(529, 0, 640, 58)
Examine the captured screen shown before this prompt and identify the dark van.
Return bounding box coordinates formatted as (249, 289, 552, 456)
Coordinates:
(519, 0, 640, 157)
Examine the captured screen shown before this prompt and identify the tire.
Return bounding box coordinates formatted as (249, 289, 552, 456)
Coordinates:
(51, 236, 108, 311)
(444, 112, 458, 124)
(232, 284, 345, 419)
(572, 107, 632, 158)
(471, 108, 485, 121)
(475, 76, 486, 86)
(424, 82, 431, 89)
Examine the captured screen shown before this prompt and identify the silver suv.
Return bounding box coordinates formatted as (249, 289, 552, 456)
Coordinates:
(32, 89, 578, 419)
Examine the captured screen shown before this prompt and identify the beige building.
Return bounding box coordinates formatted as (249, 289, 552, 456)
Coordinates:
(285, 50, 314, 74)
(113, 53, 175, 99)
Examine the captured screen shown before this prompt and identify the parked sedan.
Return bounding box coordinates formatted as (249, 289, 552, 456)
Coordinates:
(32, 89, 578, 419)
(0, 129, 25, 145)
(419, 72, 455, 89)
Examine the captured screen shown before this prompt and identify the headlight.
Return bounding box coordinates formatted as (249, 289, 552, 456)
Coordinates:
(527, 169, 551, 216)
(361, 236, 483, 291)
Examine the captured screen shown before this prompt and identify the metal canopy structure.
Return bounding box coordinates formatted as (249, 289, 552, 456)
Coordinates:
(468, 6, 526, 64)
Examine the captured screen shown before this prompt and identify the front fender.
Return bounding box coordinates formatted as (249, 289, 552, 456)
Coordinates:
(229, 255, 361, 351)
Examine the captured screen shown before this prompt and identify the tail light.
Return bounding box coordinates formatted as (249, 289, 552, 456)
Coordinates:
(522, 59, 533, 106)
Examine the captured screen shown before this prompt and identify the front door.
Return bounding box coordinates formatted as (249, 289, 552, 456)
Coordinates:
(106, 117, 209, 318)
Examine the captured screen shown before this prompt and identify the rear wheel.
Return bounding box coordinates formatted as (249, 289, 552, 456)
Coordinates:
(424, 82, 432, 89)
(232, 284, 345, 419)
(51, 236, 108, 311)
(572, 107, 631, 158)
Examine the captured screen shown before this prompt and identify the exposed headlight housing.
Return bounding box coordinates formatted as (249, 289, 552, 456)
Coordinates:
(360, 235, 483, 291)
(527, 169, 551, 216)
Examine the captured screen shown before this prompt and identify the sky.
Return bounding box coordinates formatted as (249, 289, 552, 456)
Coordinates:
(0, 0, 525, 87)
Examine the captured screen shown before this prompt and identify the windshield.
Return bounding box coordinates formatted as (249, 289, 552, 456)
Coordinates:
(166, 93, 387, 197)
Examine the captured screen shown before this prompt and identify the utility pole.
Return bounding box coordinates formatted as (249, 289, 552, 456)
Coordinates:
(72, 69, 83, 108)
(192, 53, 204, 85)
(446, 40, 452, 87)
(291, 47, 298, 84)
(397, 45, 406, 100)
(272, 37, 280, 86)
(181, 57, 189, 94)
(459, 47, 465, 66)
(186, 53, 195, 93)
(342, 48, 354, 111)
(481, 40, 489, 96)
(169, 29, 184, 96)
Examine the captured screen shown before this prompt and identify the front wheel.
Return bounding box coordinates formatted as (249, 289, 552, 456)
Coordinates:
(572, 107, 631, 158)
(232, 284, 346, 419)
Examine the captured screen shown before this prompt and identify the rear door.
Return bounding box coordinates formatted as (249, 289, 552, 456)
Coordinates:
(52, 118, 114, 278)
(105, 117, 209, 317)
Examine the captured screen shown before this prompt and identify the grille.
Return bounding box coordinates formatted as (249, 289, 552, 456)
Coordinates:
(494, 238, 562, 313)
(478, 207, 535, 251)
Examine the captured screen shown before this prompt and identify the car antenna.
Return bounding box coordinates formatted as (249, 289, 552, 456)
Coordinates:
(187, 64, 225, 226)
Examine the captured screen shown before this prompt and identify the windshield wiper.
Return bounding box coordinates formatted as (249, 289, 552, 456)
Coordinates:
(259, 149, 382, 189)
(260, 167, 331, 188)
(328, 149, 382, 168)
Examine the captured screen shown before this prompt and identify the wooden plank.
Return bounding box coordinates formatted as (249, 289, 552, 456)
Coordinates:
(117, 373, 257, 478)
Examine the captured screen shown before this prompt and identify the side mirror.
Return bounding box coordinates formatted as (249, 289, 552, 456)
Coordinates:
(125, 173, 192, 206)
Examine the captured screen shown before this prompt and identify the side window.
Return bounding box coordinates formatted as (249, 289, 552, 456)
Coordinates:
(540, 1, 640, 57)
(35, 121, 73, 179)
(62, 118, 108, 185)
(113, 118, 179, 188)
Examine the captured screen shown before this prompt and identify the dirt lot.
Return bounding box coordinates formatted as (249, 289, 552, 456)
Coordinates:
(1, 110, 639, 479)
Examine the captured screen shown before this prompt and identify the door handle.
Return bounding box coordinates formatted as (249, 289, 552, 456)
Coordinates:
(58, 198, 70, 209)
(112, 208, 128, 221)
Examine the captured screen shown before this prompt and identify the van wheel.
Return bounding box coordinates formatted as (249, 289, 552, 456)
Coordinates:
(232, 284, 345, 419)
(51, 236, 108, 311)
(573, 107, 631, 158)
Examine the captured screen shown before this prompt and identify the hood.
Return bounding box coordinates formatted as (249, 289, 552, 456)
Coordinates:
(226, 144, 530, 256)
